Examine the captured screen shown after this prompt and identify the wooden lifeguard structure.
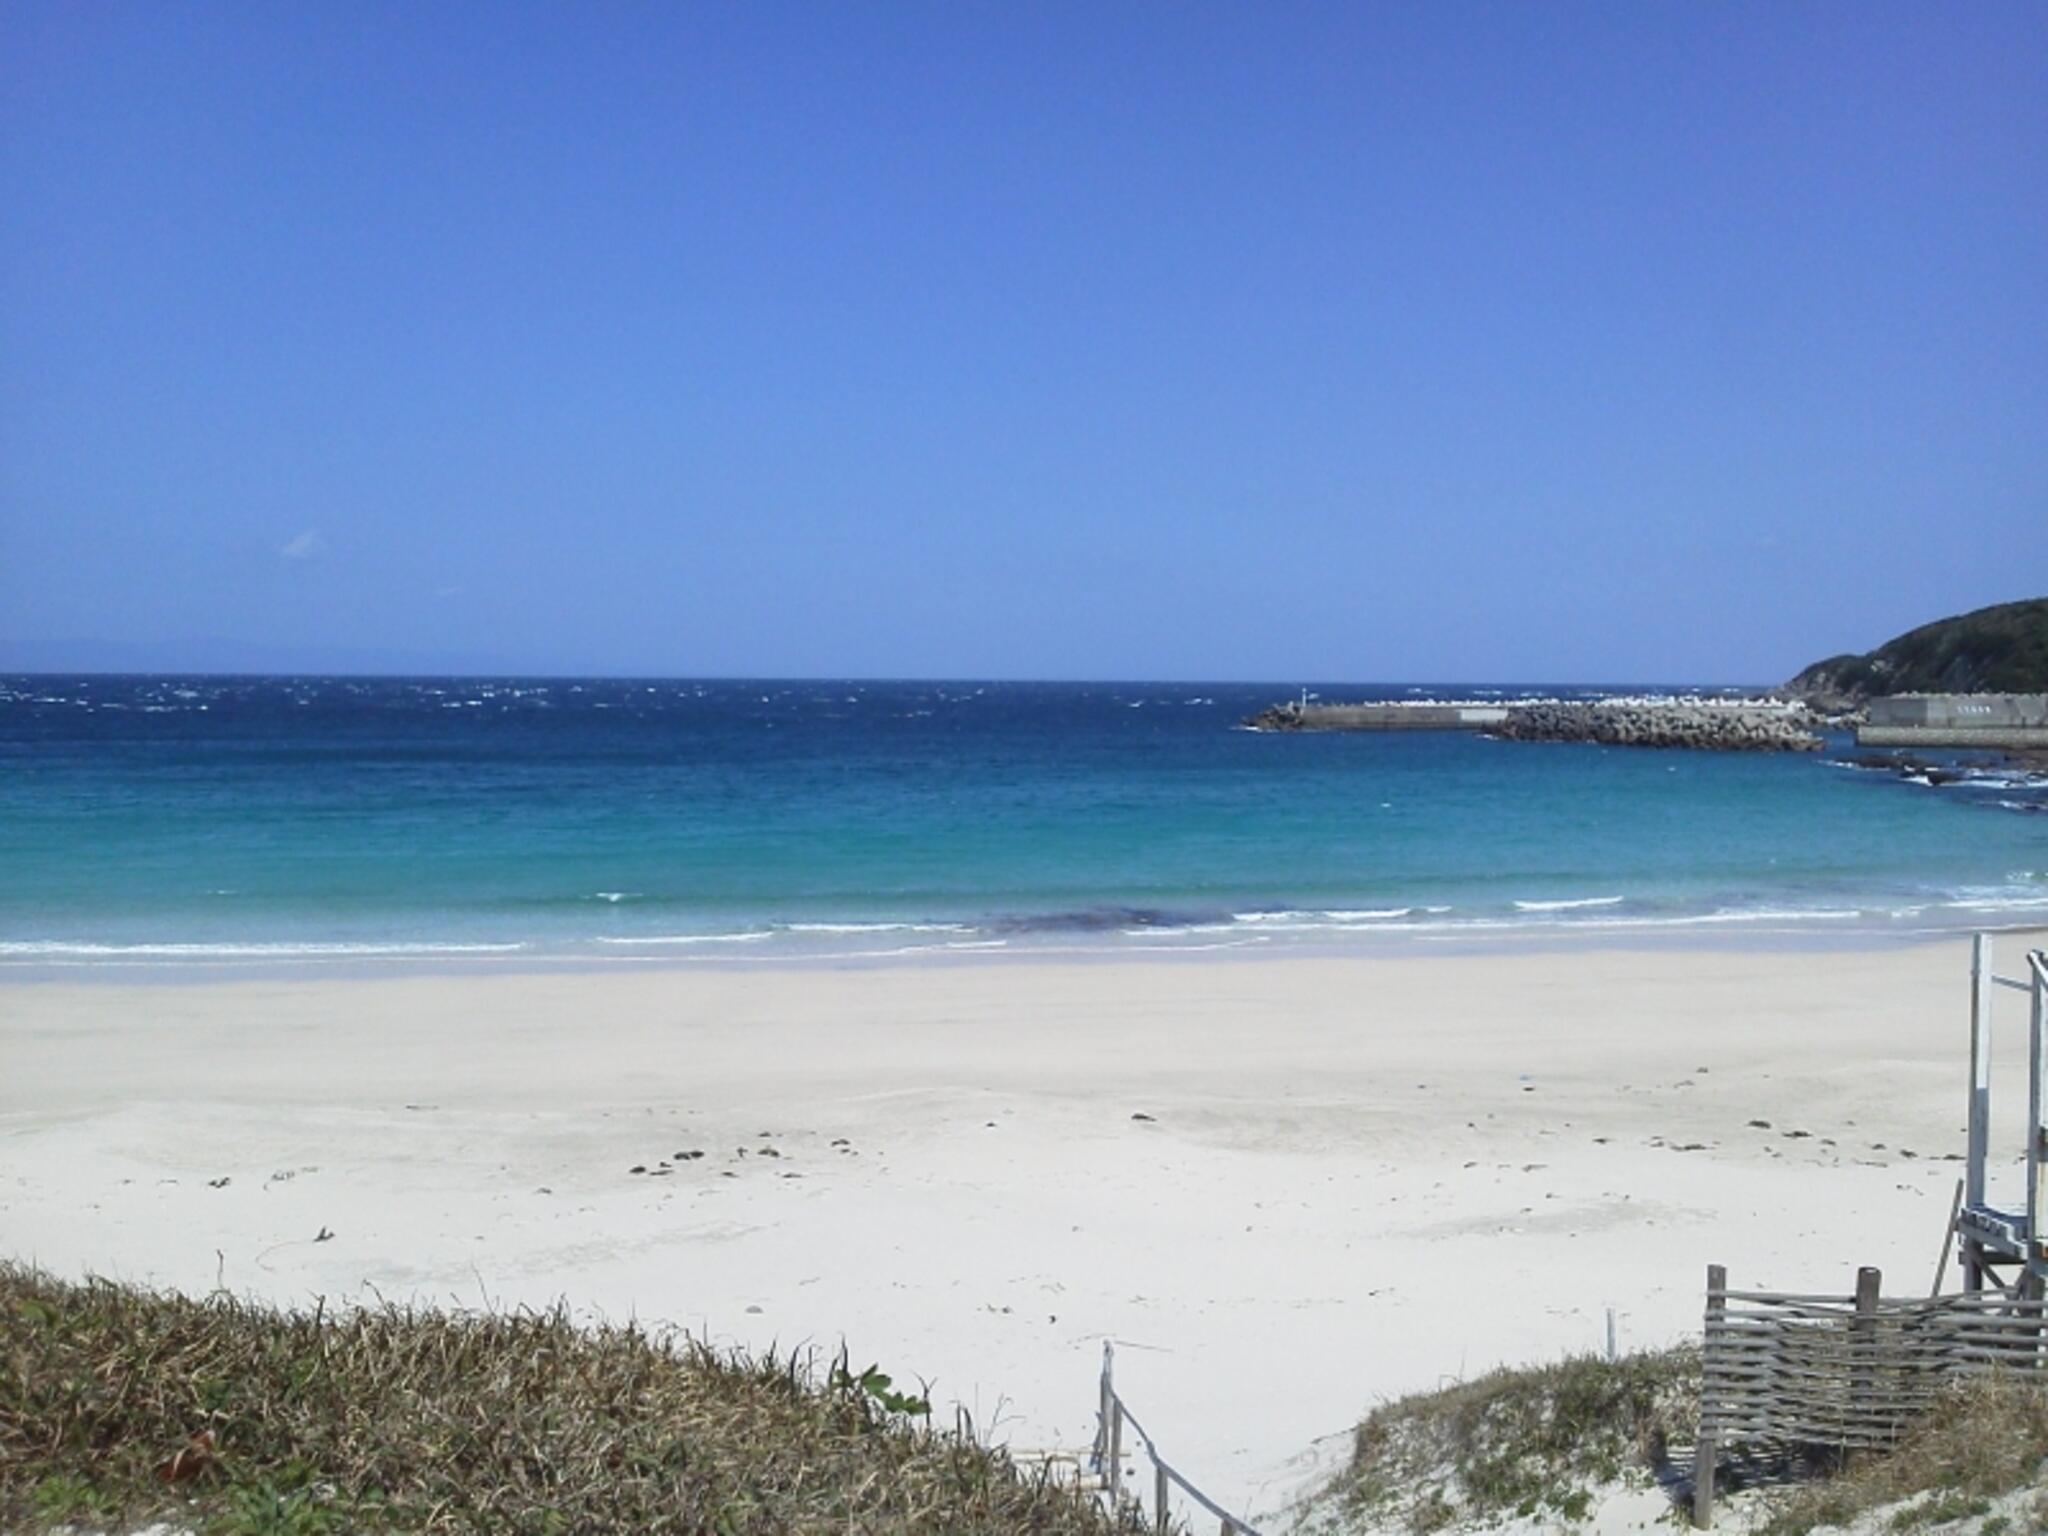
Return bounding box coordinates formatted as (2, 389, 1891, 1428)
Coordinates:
(1957, 933, 2048, 1297)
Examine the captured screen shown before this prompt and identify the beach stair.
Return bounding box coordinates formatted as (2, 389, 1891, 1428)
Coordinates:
(1957, 935, 2048, 1298)
(1090, 1342, 1265, 1535)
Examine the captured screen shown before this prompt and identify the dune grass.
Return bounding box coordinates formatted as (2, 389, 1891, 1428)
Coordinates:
(1297, 1347, 1700, 1534)
(1758, 1376, 2048, 1536)
(1302, 1345, 2048, 1536)
(1, 1263, 1145, 1536)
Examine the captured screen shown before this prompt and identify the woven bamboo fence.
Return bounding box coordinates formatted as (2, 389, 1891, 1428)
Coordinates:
(1693, 1263, 2048, 1523)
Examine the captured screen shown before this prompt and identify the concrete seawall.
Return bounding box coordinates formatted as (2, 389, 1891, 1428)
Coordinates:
(1859, 727, 2048, 749)
(1856, 694, 2048, 750)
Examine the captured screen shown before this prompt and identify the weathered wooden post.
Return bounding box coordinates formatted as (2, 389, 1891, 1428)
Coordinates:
(1966, 935, 1993, 1292)
(1097, 1342, 1114, 1491)
(1107, 1393, 1124, 1503)
(1934, 1178, 1964, 1296)
(2030, 952, 2048, 1302)
(1693, 1263, 1724, 1527)
(1154, 1462, 1170, 1536)
(1851, 1265, 1882, 1443)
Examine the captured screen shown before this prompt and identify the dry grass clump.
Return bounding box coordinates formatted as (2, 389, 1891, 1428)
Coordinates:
(1298, 1348, 1699, 1534)
(1, 1263, 1145, 1535)
(1760, 1376, 2048, 1535)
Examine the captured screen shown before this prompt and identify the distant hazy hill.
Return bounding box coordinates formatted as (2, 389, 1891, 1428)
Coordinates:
(1787, 598, 2048, 704)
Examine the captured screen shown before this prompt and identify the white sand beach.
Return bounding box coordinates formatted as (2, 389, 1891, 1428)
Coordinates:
(3, 937, 2035, 1526)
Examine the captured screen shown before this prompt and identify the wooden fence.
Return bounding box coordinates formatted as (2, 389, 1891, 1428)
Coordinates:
(1693, 1262, 2048, 1523)
(1091, 1343, 1265, 1536)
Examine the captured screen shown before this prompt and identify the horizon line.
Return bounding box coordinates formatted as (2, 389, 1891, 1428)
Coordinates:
(2, 667, 1780, 690)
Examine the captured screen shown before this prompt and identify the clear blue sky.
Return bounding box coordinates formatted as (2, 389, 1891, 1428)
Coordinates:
(3, 3, 2043, 682)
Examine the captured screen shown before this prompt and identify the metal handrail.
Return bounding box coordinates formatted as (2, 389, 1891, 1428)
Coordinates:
(1092, 1342, 1265, 1536)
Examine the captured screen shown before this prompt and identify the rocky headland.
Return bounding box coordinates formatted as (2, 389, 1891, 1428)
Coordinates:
(1786, 596, 2048, 709)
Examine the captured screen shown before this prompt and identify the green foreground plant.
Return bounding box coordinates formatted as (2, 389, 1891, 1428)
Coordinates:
(0, 1263, 1144, 1535)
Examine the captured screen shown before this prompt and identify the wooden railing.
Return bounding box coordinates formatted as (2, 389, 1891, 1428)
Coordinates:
(1091, 1342, 1265, 1536)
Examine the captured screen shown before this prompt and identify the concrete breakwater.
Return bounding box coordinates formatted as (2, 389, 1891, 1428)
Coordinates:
(1245, 696, 1824, 751)
(1488, 700, 1823, 752)
(1245, 700, 1509, 732)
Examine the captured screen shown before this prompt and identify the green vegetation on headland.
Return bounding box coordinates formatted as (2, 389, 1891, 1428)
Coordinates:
(1296, 1348, 2048, 1535)
(1787, 598, 2048, 706)
(1, 1265, 1140, 1536)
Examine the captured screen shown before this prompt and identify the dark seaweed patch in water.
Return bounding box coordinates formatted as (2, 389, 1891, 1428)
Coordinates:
(990, 906, 1224, 935)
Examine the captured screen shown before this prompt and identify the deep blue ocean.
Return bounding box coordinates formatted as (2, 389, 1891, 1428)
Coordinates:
(2, 675, 2044, 966)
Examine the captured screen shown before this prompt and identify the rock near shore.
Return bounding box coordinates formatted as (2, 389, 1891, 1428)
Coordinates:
(1245, 702, 1310, 731)
(1488, 701, 1823, 752)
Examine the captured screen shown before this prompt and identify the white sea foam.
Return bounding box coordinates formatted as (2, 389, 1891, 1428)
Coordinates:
(1249, 902, 1930, 938)
(590, 891, 640, 903)
(711, 938, 1008, 962)
(1232, 907, 1413, 925)
(0, 940, 527, 959)
(783, 922, 972, 935)
(1940, 894, 2048, 913)
(1117, 938, 1273, 952)
(1597, 907, 1863, 927)
(594, 931, 776, 946)
(1411, 904, 1868, 933)
(1404, 906, 1868, 936)
(1512, 896, 1625, 912)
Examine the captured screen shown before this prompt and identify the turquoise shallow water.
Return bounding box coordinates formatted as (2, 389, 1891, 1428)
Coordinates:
(1, 675, 2044, 965)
